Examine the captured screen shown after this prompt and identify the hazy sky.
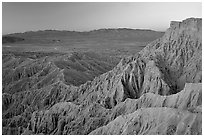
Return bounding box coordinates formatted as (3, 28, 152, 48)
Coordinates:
(2, 2, 202, 34)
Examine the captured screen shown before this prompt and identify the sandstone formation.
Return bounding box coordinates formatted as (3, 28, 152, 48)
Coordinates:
(2, 51, 117, 134)
(2, 18, 202, 135)
(90, 107, 201, 135)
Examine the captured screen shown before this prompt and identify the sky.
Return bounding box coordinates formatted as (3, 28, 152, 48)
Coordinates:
(2, 2, 202, 34)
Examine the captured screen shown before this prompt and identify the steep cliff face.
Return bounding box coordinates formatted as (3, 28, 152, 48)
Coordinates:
(72, 18, 202, 110)
(2, 18, 202, 135)
(140, 18, 202, 90)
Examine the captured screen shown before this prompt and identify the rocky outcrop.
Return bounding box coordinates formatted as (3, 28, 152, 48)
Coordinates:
(2, 81, 78, 135)
(23, 83, 201, 135)
(73, 18, 202, 110)
(140, 18, 202, 90)
(2, 51, 118, 94)
(109, 83, 202, 122)
(90, 107, 201, 135)
(2, 51, 118, 134)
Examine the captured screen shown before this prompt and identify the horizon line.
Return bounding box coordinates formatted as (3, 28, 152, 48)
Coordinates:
(3, 27, 166, 36)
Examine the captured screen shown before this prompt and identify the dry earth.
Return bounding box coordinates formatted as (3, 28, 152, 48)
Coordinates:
(2, 18, 202, 135)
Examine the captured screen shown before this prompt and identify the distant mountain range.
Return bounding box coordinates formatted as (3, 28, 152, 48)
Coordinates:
(3, 28, 164, 44)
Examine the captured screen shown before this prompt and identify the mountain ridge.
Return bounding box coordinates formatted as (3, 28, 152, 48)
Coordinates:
(2, 28, 164, 44)
(3, 28, 164, 36)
